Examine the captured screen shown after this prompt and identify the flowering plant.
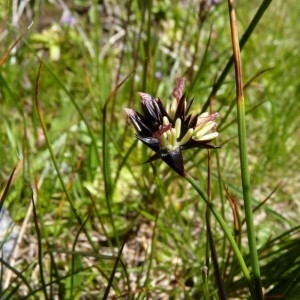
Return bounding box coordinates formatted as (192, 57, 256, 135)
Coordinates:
(124, 78, 220, 176)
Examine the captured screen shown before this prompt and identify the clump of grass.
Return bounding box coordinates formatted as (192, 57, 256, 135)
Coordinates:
(1, 0, 300, 299)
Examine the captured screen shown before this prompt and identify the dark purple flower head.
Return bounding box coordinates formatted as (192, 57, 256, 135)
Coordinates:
(125, 78, 220, 177)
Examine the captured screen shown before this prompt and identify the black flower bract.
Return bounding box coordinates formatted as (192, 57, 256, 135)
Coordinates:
(125, 78, 220, 177)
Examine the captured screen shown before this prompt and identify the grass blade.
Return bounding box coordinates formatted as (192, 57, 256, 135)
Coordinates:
(202, 0, 273, 112)
(227, 0, 262, 298)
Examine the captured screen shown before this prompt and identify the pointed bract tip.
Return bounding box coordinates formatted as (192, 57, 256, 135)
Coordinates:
(172, 77, 186, 101)
(138, 92, 152, 102)
(124, 107, 136, 117)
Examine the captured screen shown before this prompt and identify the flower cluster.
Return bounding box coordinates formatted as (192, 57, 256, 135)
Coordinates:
(124, 78, 219, 177)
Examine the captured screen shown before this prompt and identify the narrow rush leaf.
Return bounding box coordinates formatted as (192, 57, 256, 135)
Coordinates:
(185, 174, 254, 296)
(34, 61, 96, 251)
(102, 70, 134, 242)
(0, 167, 16, 211)
(202, 0, 274, 112)
(0, 22, 33, 66)
(227, 0, 263, 298)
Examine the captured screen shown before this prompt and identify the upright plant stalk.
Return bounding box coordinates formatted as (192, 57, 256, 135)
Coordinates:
(185, 174, 255, 297)
(206, 152, 227, 299)
(202, 0, 273, 112)
(227, 1, 263, 298)
(102, 71, 134, 243)
(35, 63, 96, 251)
(31, 192, 49, 300)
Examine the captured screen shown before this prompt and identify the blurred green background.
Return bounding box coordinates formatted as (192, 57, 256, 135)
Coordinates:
(0, 0, 299, 298)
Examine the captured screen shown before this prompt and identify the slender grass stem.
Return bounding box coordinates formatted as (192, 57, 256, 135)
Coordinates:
(31, 191, 48, 300)
(35, 63, 96, 251)
(202, 0, 273, 112)
(227, 0, 263, 298)
(102, 71, 134, 243)
(185, 174, 255, 297)
(202, 267, 210, 300)
(102, 116, 117, 241)
(207, 151, 227, 299)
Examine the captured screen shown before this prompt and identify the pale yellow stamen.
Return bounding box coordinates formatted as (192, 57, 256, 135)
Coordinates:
(171, 128, 178, 146)
(166, 99, 177, 120)
(175, 118, 181, 138)
(194, 132, 219, 141)
(193, 121, 215, 136)
(180, 128, 194, 145)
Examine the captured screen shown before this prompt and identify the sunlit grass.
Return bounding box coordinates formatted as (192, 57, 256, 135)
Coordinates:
(1, 0, 299, 299)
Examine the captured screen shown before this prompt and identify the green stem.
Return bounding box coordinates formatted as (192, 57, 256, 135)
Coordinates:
(202, 0, 273, 112)
(185, 174, 255, 297)
(227, 0, 263, 298)
(202, 267, 210, 300)
(237, 103, 262, 299)
(35, 63, 96, 252)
